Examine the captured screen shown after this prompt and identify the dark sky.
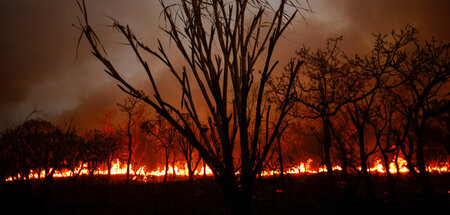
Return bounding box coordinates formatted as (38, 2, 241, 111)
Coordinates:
(0, 0, 449, 128)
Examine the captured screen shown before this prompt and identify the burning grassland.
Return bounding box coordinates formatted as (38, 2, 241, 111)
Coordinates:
(5, 157, 449, 183)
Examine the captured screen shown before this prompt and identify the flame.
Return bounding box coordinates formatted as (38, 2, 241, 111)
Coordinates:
(260, 159, 342, 176)
(387, 157, 410, 174)
(4, 159, 214, 182)
(367, 157, 450, 174)
(4, 157, 449, 182)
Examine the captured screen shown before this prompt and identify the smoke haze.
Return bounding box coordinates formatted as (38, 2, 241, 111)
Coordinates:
(0, 0, 448, 128)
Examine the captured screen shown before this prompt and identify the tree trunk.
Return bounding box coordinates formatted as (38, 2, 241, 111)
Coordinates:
(107, 160, 111, 177)
(381, 150, 396, 203)
(340, 147, 351, 195)
(126, 116, 133, 185)
(277, 135, 285, 190)
(402, 136, 416, 175)
(394, 151, 401, 176)
(358, 129, 374, 200)
(184, 151, 192, 182)
(203, 160, 207, 177)
(322, 117, 335, 191)
(237, 184, 253, 215)
(221, 173, 253, 215)
(171, 157, 176, 180)
(404, 152, 415, 175)
(44, 168, 55, 186)
(188, 165, 193, 182)
(107, 159, 112, 183)
(163, 148, 169, 184)
(416, 128, 433, 194)
(38, 166, 42, 180)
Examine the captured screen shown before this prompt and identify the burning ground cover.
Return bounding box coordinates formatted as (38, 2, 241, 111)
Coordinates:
(4, 157, 449, 183)
(1, 0, 449, 214)
(2, 156, 449, 214)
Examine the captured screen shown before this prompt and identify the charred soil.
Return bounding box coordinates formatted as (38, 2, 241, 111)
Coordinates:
(1, 174, 449, 215)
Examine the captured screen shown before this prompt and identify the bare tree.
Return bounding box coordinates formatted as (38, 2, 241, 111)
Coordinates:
(341, 71, 383, 200)
(141, 116, 178, 183)
(329, 112, 356, 194)
(60, 124, 85, 181)
(340, 27, 419, 198)
(286, 37, 377, 190)
(117, 96, 143, 184)
(76, 0, 307, 213)
(83, 130, 103, 178)
(393, 36, 450, 193)
(344, 94, 380, 200)
(368, 89, 399, 203)
(176, 114, 202, 182)
(349, 25, 450, 194)
(347, 26, 417, 176)
(97, 113, 121, 180)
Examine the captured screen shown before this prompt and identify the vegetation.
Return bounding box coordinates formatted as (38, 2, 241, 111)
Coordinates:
(0, 0, 448, 214)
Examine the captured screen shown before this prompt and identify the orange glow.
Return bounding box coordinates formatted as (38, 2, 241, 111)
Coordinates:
(4, 159, 214, 182)
(367, 157, 449, 174)
(4, 157, 449, 182)
(387, 157, 410, 174)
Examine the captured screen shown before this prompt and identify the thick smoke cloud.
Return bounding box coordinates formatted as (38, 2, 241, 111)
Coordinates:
(279, 0, 450, 56)
(0, 0, 162, 127)
(0, 0, 448, 128)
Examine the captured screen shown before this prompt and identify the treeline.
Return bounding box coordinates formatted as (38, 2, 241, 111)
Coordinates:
(0, 118, 121, 182)
(1, 26, 448, 200)
(0, 105, 203, 184)
(270, 26, 449, 197)
(70, 0, 449, 212)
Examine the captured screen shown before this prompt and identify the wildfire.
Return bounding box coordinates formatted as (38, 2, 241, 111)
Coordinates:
(4, 159, 214, 182)
(367, 157, 450, 174)
(4, 157, 449, 182)
(260, 159, 342, 176)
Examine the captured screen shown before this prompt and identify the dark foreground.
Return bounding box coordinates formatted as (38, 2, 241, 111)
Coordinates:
(1, 174, 449, 215)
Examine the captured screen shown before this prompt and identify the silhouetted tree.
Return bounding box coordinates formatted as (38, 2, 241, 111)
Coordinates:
(141, 115, 178, 183)
(275, 125, 288, 189)
(0, 117, 77, 184)
(342, 26, 421, 197)
(97, 113, 121, 179)
(117, 96, 143, 184)
(368, 89, 398, 203)
(348, 25, 450, 194)
(0, 127, 21, 181)
(348, 26, 417, 176)
(176, 114, 202, 182)
(344, 94, 381, 200)
(424, 109, 450, 161)
(24, 119, 58, 180)
(83, 130, 104, 177)
(392, 36, 450, 193)
(287, 37, 375, 189)
(0, 109, 40, 181)
(76, 0, 307, 213)
(59, 124, 84, 180)
(329, 112, 356, 194)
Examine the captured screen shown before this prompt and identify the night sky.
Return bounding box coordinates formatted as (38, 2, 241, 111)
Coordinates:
(1, 0, 449, 128)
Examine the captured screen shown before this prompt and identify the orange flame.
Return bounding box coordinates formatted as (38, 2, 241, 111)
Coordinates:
(4, 157, 449, 182)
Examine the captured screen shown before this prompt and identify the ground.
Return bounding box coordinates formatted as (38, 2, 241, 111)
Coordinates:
(1, 174, 449, 215)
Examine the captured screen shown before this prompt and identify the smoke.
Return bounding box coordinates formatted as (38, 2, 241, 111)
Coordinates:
(0, 0, 448, 128)
(0, 0, 162, 126)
